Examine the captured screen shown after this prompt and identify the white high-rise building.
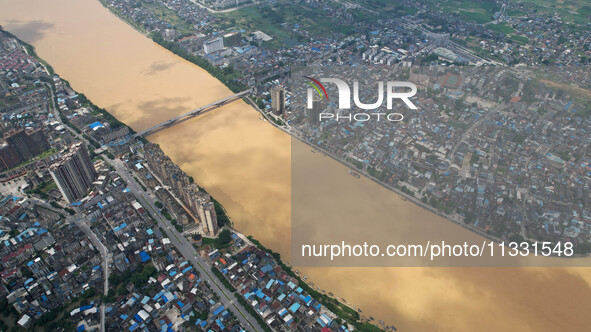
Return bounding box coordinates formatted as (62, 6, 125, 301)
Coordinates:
(270, 85, 285, 115)
(198, 201, 218, 236)
(203, 37, 224, 54)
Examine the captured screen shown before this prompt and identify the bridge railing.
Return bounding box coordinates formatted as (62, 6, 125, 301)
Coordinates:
(134, 89, 252, 138)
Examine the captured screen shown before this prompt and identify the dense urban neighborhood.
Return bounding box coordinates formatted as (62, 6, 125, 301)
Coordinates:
(98, 0, 591, 246)
(0, 30, 374, 331)
(2, 0, 591, 330)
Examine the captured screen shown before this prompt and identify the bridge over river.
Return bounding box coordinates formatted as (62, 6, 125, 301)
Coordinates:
(134, 88, 252, 137)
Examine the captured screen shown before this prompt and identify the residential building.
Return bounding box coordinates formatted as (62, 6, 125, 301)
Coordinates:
(49, 142, 97, 203)
(5, 129, 33, 160)
(270, 85, 285, 115)
(0, 143, 23, 171)
(306, 93, 323, 126)
(2, 128, 49, 163)
(203, 37, 224, 54)
(26, 129, 50, 156)
(198, 201, 218, 237)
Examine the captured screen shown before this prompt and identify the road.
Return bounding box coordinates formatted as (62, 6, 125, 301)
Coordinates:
(109, 159, 263, 332)
(40, 78, 263, 331)
(186, 0, 261, 13)
(446, 102, 509, 172)
(72, 215, 109, 332)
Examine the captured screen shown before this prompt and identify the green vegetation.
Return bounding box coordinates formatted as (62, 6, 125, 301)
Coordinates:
(423, 0, 498, 24)
(488, 22, 515, 34)
(201, 228, 232, 249)
(510, 34, 529, 44)
(506, 9, 526, 16)
(139, 0, 194, 36)
(246, 236, 382, 331)
(106, 263, 158, 302)
(0, 298, 18, 331)
(0, 90, 20, 110)
(351, 10, 380, 25)
(215, 1, 354, 49)
(25, 180, 57, 199)
(233, 294, 273, 332)
(459, 11, 494, 24)
(160, 208, 172, 220)
(78, 93, 127, 129)
(99, 0, 147, 33)
(216, 229, 232, 246)
(103, 151, 115, 159)
(0, 28, 55, 75)
(187, 310, 209, 326)
(210, 266, 236, 292)
(26, 289, 99, 331)
(215, 5, 294, 49)
(512, 133, 526, 145)
(516, 0, 591, 24)
(447, 119, 470, 130)
(198, 187, 231, 227)
(2, 148, 58, 174)
(428, 196, 456, 214)
(399, 185, 415, 197)
(83, 134, 100, 148)
(273, 2, 355, 37)
(133, 176, 147, 191)
(347, 157, 364, 170)
(269, 116, 285, 126)
(170, 218, 183, 232)
(151, 34, 246, 93)
(367, 166, 387, 181)
(574, 242, 591, 255)
(348, 0, 417, 22)
(212, 198, 231, 227)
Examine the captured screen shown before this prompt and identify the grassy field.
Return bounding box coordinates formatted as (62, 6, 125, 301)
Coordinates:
(488, 22, 515, 34)
(140, 0, 194, 36)
(215, 1, 355, 49)
(515, 0, 591, 24)
(348, 0, 418, 17)
(487, 22, 530, 44)
(3, 148, 58, 174)
(215, 5, 293, 49)
(510, 34, 529, 44)
(425, 0, 499, 24)
(506, 9, 526, 16)
(279, 3, 355, 37)
(536, 75, 591, 117)
(39, 181, 57, 194)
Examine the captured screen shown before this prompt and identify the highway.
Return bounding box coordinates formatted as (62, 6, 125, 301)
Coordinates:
(109, 159, 263, 332)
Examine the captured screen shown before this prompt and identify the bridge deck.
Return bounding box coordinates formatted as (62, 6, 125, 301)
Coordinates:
(134, 88, 252, 137)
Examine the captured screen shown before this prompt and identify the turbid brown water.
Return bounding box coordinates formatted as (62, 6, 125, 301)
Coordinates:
(2, 0, 591, 330)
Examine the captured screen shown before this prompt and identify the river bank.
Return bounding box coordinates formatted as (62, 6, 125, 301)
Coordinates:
(4, 1, 591, 330)
(95, 0, 509, 253)
(1, 25, 379, 331)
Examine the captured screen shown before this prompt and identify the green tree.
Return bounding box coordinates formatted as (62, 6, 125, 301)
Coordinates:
(216, 229, 232, 246)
